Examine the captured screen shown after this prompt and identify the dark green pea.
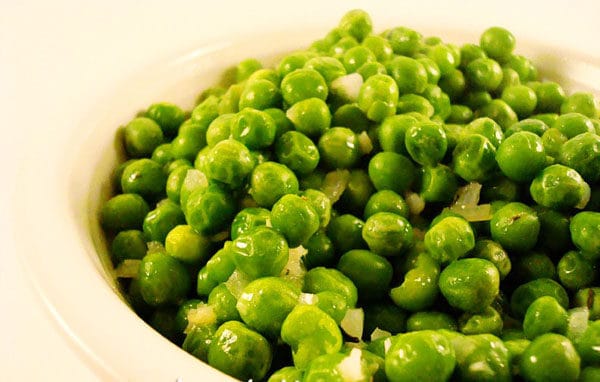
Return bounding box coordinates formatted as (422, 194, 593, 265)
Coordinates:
(570, 211, 600, 258)
(557, 250, 595, 290)
(438, 69, 465, 100)
(363, 303, 407, 336)
(404, 122, 447, 166)
(510, 278, 569, 319)
(208, 321, 272, 381)
(327, 214, 367, 254)
(442, 123, 465, 154)
(407, 311, 457, 332)
(523, 296, 568, 340)
(182, 321, 217, 362)
(205, 243, 236, 284)
(249, 161, 299, 208)
(520, 334, 580, 382)
(332, 103, 370, 133)
(385, 56, 427, 94)
(185, 184, 236, 235)
(534, 207, 571, 256)
(281, 68, 328, 105)
(459, 43, 487, 68)
(462, 90, 492, 110)
(362, 212, 413, 257)
(121, 159, 167, 201)
(530, 164, 591, 210)
(490, 202, 540, 253)
(101, 193, 149, 232)
(459, 306, 503, 336)
(476, 99, 518, 130)
(561, 92, 598, 118)
(148, 306, 180, 343)
(452, 134, 497, 182)
(480, 26, 515, 62)
(501, 84, 537, 118)
(338, 169, 375, 215)
(439, 258, 500, 312)
(425, 216, 475, 263)
(231, 226, 288, 279)
(559, 132, 600, 183)
(553, 112, 595, 139)
(580, 367, 600, 382)
(207, 283, 240, 323)
(466, 58, 503, 91)
(368, 152, 416, 193)
(496, 131, 546, 183)
(541, 127, 568, 158)
(377, 115, 418, 154)
(471, 239, 511, 280)
(145, 102, 186, 138)
(512, 251, 556, 284)
(390, 252, 439, 312)
(384, 26, 422, 56)
(151, 143, 173, 166)
(138, 251, 191, 306)
(318, 127, 361, 169)
(364, 190, 409, 220)
(143, 200, 185, 243)
(419, 164, 458, 203)
(111, 229, 147, 263)
(480, 176, 519, 203)
(302, 230, 335, 269)
(275, 131, 319, 176)
(195, 266, 217, 297)
(337, 249, 392, 300)
(575, 321, 600, 366)
(230, 207, 271, 240)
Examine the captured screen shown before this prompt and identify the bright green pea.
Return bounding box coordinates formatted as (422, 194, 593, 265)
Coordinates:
(280, 69, 328, 105)
(247, 68, 280, 86)
(505, 118, 548, 137)
(480, 26, 515, 62)
(530, 164, 591, 210)
(561, 92, 598, 118)
(419, 164, 458, 203)
(208, 283, 240, 323)
(450, 333, 511, 382)
(422, 84, 451, 120)
(553, 112, 595, 139)
(301, 189, 332, 229)
(318, 127, 361, 169)
(238, 79, 281, 110)
(368, 152, 416, 193)
(268, 367, 303, 382)
(263, 107, 293, 139)
(406, 311, 456, 332)
(121, 159, 166, 201)
(235, 58, 262, 82)
(230, 207, 271, 241)
(144, 102, 186, 138)
(385, 56, 427, 94)
(520, 334, 580, 382)
(417, 56, 442, 85)
(459, 306, 503, 336)
(559, 132, 600, 183)
(377, 115, 418, 154)
(426, 44, 460, 76)
(510, 278, 569, 319)
(541, 127, 568, 157)
(362, 212, 413, 257)
(452, 134, 497, 182)
(523, 296, 568, 340)
(471, 239, 511, 279)
(385, 330, 455, 382)
(249, 161, 299, 208)
(466, 58, 503, 91)
(575, 320, 600, 365)
(165, 224, 211, 264)
(327, 214, 367, 254)
(364, 190, 409, 220)
(342, 45, 376, 73)
(185, 184, 236, 235)
(438, 69, 466, 101)
(357, 74, 399, 122)
(178, 169, 209, 211)
(271, 194, 320, 247)
(231, 226, 288, 279)
(205, 243, 236, 283)
(490, 202, 540, 252)
(425, 216, 475, 263)
(505, 54, 536, 82)
(390, 252, 440, 311)
(204, 139, 254, 187)
(338, 9, 372, 42)
(191, 95, 220, 127)
(280, 305, 343, 369)
(123, 117, 164, 158)
(277, 51, 319, 78)
(330, 36, 359, 58)
(396, 94, 434, 117)
(496, 131, 546, 182)
(570, 211, 600, 257)
(439, 258, 499, 312)
(357, 61, 387, 80)
(332, 103, 370, 133)
(476, 99, 518, 130)
(496, 67, 521, 94)
(311, 291, 349, 325)
(236, 277, 300, 338)
(304, 56, 346, 86)
(304, 267, 358, 308)
(230, 108, 277, 150)
(208, 321, 272, 381)
(143, 200, 185, 243)
(175, 298, 202, 334)
(464, 117, 503, 148)
(286, 97, 331, 138)
(557, 250, 595, 290)
(101, 193, 149, 232)
(138, 251, 190, 306)
(337, 249, 392, 301)
(384, 26, 422, 56)
(460, 43, 487, 68)
(362, 35, 394, 62)
(501, 84, 537, 118)
(405, 122, 447, 166)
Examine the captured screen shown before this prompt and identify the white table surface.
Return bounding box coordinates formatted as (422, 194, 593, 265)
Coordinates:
(1, 0, 598, 380)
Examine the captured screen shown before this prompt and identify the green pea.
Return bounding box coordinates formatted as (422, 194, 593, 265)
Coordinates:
(332, 103, 370, 133)
(363, 303, 407, 336)
(462, 90, 492, 110)
(505, 118, 548, 137)
(327, 214, 367, 254)
(385, 56, 427, 95)
(229, 108, 277, 150)
(450, 333, 511, 382)
(148, 306, 180, 343)
(426, 44, 460, 76)
(476, 99, 518, 130)
(182, 321, 217, 362)
(385, 330, 455, 382)
(505, 54, 536, 82)
(138, 251, 191, 306)
(368, 152, 416, 193)
(557, 250, 595, 290)
(574, 289, 600, 320)
(504, 338, 530, 376)
(438, 69, 466, 101)
(523, 296, 568, 340)
(280, 69, 328, 105)
(277, 51, 319, 78)
(195, 266, 217, 297)
(300, 189, 332, 229)
(464, 117, 503, 148)
(143, 200, 185, 243)
(191, 95, 220, 127)
(480, 176, 520, 203)
(439, 258, 500, 312)
(123, 116, 164, 159)
(364, 190, 409, 220)
(575, 320, 600, 365)
(357, 61, 387, 80)
(247, 68, 280, 86)
(101, 193, 150, 232)
(179, 169, 209, 211)
(377, 115, 418, 154)
(338, 169, 375, 215)
(530, 164, 590, 210)
(249, 161, 299, 208)
(466, 58, 503, 91)
(362, 212, 414, 257)
(281, 305, 343, 369)
(362, 35, 394, 62)
(541, 127, 568, 158)
(512, 251, 556, 284)
(175, 298, 202, 334)
(471, 239, 511, 279)
(208, 321, 272, 381)
(396, 94, 434, 117)
(510, 278, 569, 319)
(501, 84, 537, 118)
(204, 139, 255, 188)
(304, 56, 346, 85)
(231, 226, 288, 279)
(185, 184, 236, 235)
(121, 159, 166, 201)
(205, 243, 236, 284)
(580, 367, 600, 382)
(338, 9, 372, 42)
(262, 108, 293, 140)
(561, 92, 598, 118)
(520, 334, 580, 382)
(490, 202, 540, 253)
(144, 102, 187, 137)
(422, 85, 452, 120)
(165, 224, 211, 265)
(207, 283, 240, 323)
(480, 26, 515, 62)
(496, 67, 521, 94)
(304, 267, 358, 308)
(452, 134, 497, 182)
(235, 58, 263, 82)
(268, 367, 304, 382)
(406, 311, 457, 332)
(529, 81, 565, 113)
(357, 74, 399, 122)
(337, 249, 393, 301)
(496, 131, 546, 183)
(570, 211, 600, 258)
(342, 46, 376, 73)
(553, 112, 595, 139)
(318, 127, 361, 169)
(111, 230, 147, 263)
(425, 216, 475, 263)
(459, 306, 503, 336)
(271, 194, 320, 247)
(390, 252, 440, 311)
(330, 36, 359, 58)
(404, 122, 447, 166)
(286, 97, 331, 138)
(384, 26, 422, 56)
(230, 207, 271, 240)
(559, 132, 600, 183)
(459, 43, 487, 68)
(302, 230, 335, 269)
(531, 208, 569, 257)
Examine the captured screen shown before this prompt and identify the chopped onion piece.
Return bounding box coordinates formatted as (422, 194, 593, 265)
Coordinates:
(358, 131, 373, 155)
(183, 169, 209, 192)
(185, 305, 216, 334)
(370, 327, 392, 341)
(224, 269, 252, 299)
(383, 337, 393, 354)
(337, 348, 365, 381)
(281, 245, 308, 290)
(405, 191, 425, 216)
(115, 259, 141, 279)
(447, 204, 493, 222)
(453, 182, 482, 207)
(299, 292, 318, 305)
(341, 308, 364, 340)
(330, 73, 363, 103)
(566, 307, 589, 342)
(146, 241, 165, 255)
(321, 169, 351, 204)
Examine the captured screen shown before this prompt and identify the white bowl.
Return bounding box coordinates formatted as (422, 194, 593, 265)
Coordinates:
(13, 3, 600, 381)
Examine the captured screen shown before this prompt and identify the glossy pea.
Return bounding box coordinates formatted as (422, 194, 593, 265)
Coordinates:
(385, 56, 427, 95)
(362, 212, 414, 257)
(230, 207, 271, 240)
(337, 249, 393, 301)
(490, 202, 540, 253)
(520, 334, 580, 382)
(231, 226, 289, 279)
(570, 211, 600, 257)
(249, 161, 299, 208)
(406, 311, 457, 332)
(138, 251, 191, 306)
(121, 159, 166, 201)
(143, 200, 186, 243)
(185, 184, 236, 235)
(304, 267, 358, 308)
(471, 239, 511, 279)
(101, 193, 150, 232)
(530, 164, 590, 210)
(368, 152, 416, 194)
(165, 224, 211, 264)
(458, 306, 503, 336)
(559, 132, 600, 183)
(424, 216, 475, 263)
(523, 296, 568, 340)
(404, 122, 447, 166)
(271, 194, 320, 247)
(357, 74, 399, 122)
(510, 278, 569, 319)
(452, 134, 497, 182)
(561, 92, 598, 118)
(327, 214, 367, 254)
(286, 97, 331, 138)
(364, 190, 409, 220)
(123, 117, 164, 158)
(111, 230, 147, 263)
(557, 250, 595, 290)
(318, 127, 361, 169)
(280, 68, 328, 105)
(390, 252, 440, 311)
(377, 115, 418, 155)
(301, 189, 332, 229)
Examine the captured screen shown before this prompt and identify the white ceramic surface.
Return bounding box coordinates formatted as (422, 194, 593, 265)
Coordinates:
(5, 1, 600, 380)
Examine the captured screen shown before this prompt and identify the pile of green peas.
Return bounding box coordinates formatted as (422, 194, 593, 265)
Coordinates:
(100, 9, 600, 382)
